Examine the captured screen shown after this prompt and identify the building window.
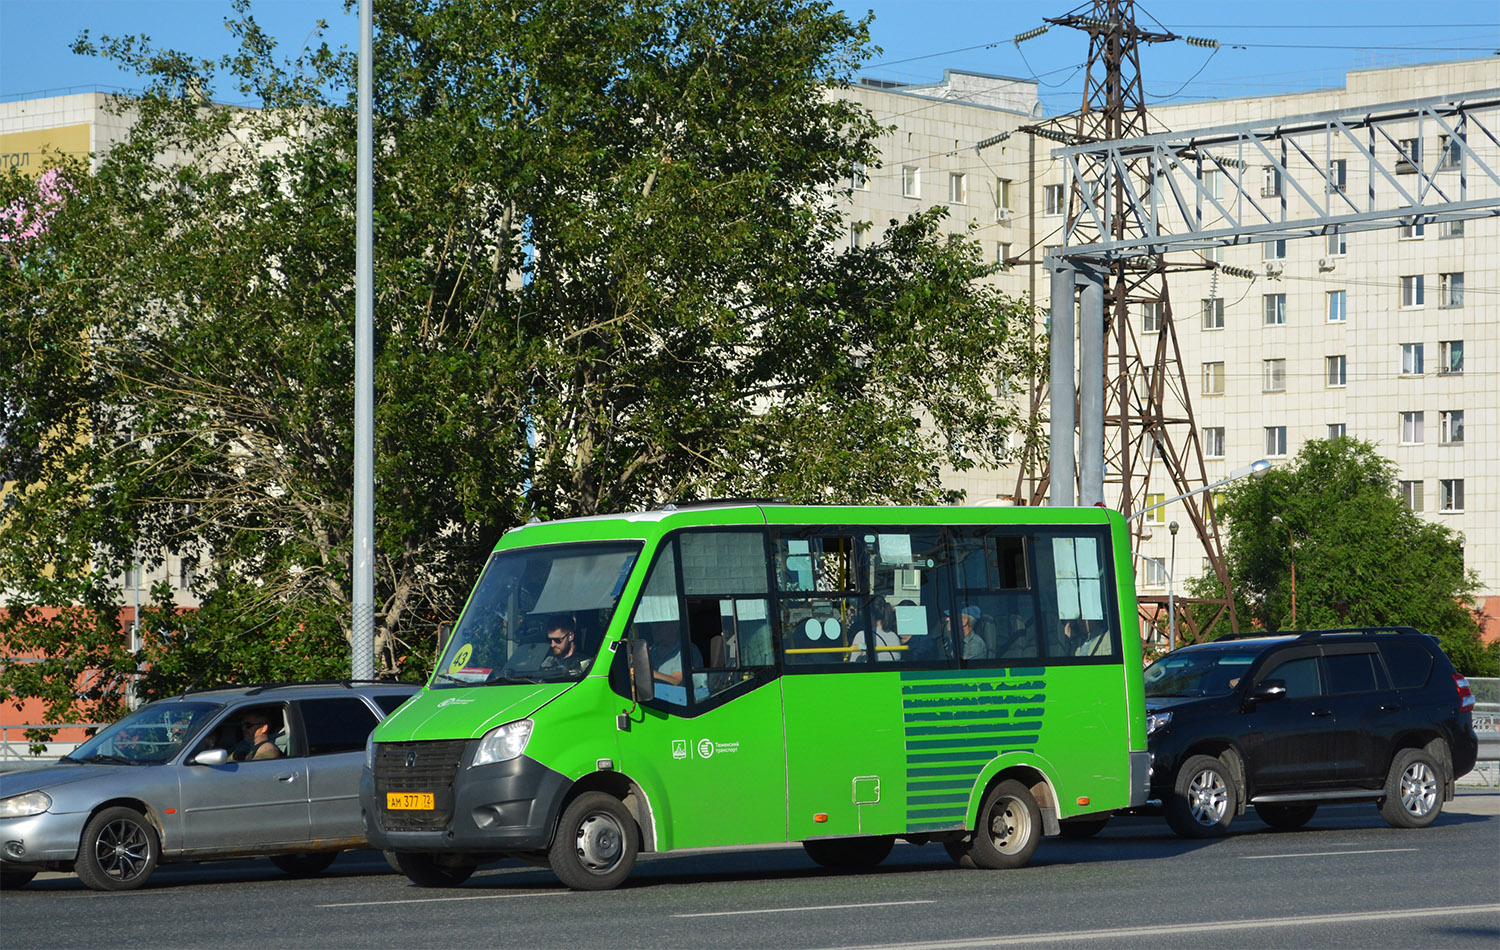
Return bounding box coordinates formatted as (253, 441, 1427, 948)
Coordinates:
(1204, 426, 1225, 458)
(1327, 159, 1347, 191)
(1326, 355, 1346, 387)
(1400, 411, 1425, 444)
(1142, 301, 1163, 334)
(1261, 165, 1281, 197)
(1400, 275, 1424, 308)
(1144, 493, 1165, 525)
(1440, 479, 1464, 512)
(1327, 231, 1347, 256)
(1327, 290, 1346, 323)
(1440, 410, 1464, 445)
(1201, 298, 1225, 330)
(1440, 272, 1464, 308)
(949, 172, 968, 204)
(1140, 557, 1167, 588)
(1439, 219, 1464, 239)
(1328, 423, 1346, 439)
(902, 166, 920, 198)
(1438, 134, 1461, 169)
(1263, 358, 1286, 392)
(1203, 169, 1224, 200)
(1043, 183, 1065, 216)
(851, 162, 869, 191)
(1263, 239, 1286, 261)
(1400, 479, 1424, 512)
(1397, 137, 1420, 173)
(995, 177, 1012, 214)
(1439, 340, 1464, 375)
(1202, 244, 1224, 263)
(1399, 220, 1424, 240)
(1202, 361, 1225, 396)
(1263, 294, 1286, 326)
(1401, 343, 1424, 376)
(1265, 425, 1287, 457)
(850, 223, 870, 250)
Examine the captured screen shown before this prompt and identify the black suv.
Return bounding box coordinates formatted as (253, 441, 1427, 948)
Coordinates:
(1142, 628, 1478, 837)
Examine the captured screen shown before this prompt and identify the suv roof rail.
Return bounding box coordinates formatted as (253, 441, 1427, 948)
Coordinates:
(1293, 626, 1423, 640)
(174, 678, 411, 698)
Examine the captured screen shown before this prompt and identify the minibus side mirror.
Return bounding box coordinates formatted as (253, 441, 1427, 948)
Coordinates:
(630, 639, 655, 703)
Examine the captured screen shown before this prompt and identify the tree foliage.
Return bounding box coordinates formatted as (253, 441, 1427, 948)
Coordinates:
(1187, 438, 1496, 675)
(0, 0, 1044, 722)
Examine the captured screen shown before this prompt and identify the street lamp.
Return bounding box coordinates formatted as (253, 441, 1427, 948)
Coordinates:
(1271, 515, 1297, 628)
(1128, 459, 1273, 522)
(1167, 520, 1179, 650)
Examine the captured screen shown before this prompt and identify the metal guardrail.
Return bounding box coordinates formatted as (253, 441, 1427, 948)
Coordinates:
(1, 722, 102, 766)
(1464, 677, 1498, 787)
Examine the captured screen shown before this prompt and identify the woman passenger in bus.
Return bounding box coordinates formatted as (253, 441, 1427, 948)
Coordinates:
(849, 600, 900, 662)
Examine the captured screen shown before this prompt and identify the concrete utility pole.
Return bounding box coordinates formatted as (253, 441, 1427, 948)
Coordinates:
(352, 0, 375, 680)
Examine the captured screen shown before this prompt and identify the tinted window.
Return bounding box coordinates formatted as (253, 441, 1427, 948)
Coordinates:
(374, 693, 413, 716)
(1378, 640, 1434, 689)
(1262, 656, 1321, 700)
(1325, 653, 1380, 694)
(300, 697, 380, 755)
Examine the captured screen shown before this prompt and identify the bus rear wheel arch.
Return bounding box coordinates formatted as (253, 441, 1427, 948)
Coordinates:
(946, 779, 1042, 870)
(548, 791, 640, 890)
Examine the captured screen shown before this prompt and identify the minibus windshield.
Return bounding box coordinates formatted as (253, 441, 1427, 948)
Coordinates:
(433, 541, 641, 687)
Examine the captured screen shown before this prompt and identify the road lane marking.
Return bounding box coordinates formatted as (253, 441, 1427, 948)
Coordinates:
(675, 900, 936, 918)
(318, 891, 569, 908)
(830, 903, 1500, 948)
(1241, 847, 1418, 860)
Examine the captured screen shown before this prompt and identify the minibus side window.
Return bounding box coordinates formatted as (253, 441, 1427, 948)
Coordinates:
(861, 529, 950, 666)
(950, 531, 1041, 665)
(679, 531, 775, 699)
(776, 534, 864, 666)
(1034, 530, 1119, 660)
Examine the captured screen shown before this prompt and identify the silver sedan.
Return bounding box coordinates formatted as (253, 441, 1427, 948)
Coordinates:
(0, 681, 418, 890)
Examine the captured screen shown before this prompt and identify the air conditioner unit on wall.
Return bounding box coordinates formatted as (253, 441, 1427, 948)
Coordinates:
(1265, 260, 1284, 276)
(996, 208, 1012, 222)
(1318, 257, 1335, 270)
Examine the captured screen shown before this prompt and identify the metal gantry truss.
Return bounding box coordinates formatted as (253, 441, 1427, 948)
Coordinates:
(1057, 90, 1500, 260)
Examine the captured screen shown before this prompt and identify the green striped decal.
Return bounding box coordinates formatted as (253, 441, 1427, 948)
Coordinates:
(901, 668, 1045, 831)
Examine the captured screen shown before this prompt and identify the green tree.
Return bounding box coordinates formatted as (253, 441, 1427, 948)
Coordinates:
(0, 0, 1044, 723)
(1187, 438, 1495, 675)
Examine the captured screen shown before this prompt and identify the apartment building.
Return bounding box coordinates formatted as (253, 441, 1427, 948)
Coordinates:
(841, 59, 1498, 629)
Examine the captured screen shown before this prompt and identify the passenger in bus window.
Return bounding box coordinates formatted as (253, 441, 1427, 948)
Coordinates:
(850, 600, 900, 662)
(1065, 619, 1110, 657)
(959, 606, 990, 661)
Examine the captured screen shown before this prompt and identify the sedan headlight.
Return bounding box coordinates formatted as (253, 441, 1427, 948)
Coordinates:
(0, 790, 52, 819)
(1146, 710, 1173, 736)
(471, 719, 533, 767)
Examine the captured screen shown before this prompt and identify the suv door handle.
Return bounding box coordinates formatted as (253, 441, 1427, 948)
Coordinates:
(1379, 704, 1401, 712)
(1311, 708, 1333, 717)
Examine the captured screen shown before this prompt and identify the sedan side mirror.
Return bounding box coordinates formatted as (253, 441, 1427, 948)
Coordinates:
(192, 748, 229, 766)
(1249, 679, 1287, 704)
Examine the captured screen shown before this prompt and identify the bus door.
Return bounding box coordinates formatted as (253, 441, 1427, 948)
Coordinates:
(622, 529, 787, 851)
(776, 527, 952, 841)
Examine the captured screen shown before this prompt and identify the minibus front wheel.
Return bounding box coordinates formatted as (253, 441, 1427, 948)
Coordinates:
(549, 791, 639, 890)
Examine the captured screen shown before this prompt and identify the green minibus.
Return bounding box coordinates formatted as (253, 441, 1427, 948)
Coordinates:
(360, 503, 1149, 889)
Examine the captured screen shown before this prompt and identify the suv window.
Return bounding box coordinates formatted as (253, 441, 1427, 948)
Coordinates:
(301, 697, 381, 755)
(1377, 640, 1434, 689)
(1262, 656, 1320, 699)
(1325, 652, 1383, 694)
(375, 693, 413, 716)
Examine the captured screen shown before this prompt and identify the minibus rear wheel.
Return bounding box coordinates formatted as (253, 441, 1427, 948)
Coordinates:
(948, 780, 1041, 870)
(549, 791, 639, 890)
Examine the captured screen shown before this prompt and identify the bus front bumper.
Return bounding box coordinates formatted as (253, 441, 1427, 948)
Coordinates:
(361, 753, 570, 854)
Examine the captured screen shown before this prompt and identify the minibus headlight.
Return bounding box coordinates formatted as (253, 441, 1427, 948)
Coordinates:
(0, 790, 52, 819)
(472, 719, 533, 767)
(1146, 710, 1173, 735)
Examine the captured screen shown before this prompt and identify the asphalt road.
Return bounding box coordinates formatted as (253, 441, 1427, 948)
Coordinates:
(5, 791, 1498, 950)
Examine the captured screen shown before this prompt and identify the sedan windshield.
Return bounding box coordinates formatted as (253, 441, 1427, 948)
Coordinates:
(67, 701, 222, 764)
(1144, 649, 1261, 698)
(434, 541, 641, 687)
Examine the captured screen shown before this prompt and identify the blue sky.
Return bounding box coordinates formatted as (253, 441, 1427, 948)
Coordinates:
(1, 0, 1495, 113)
